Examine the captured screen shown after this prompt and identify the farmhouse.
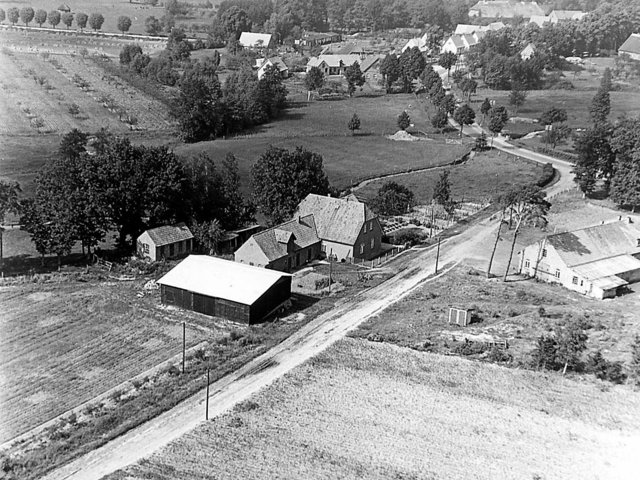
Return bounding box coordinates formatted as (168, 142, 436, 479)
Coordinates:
(361, 54, 383, 81)
(157, 255, 291, 324)
(306, 55, 363, 76)
(468, 1, 544, 19)
(137, 223, 194, 262)
(295, 194, 383, 262)
(239, 32, 274, 50)
(234, 215, 321, 271)
(619, 33, 640, 61)
(257, 57, 289, 80)
(529, 15, 550, 27)
(548, 10, 586, 23)
(519, 220, 640, 299)
(441, 33, 483, 55)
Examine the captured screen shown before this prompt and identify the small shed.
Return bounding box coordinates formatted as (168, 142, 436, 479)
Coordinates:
(157, 255, 292, 324)
(137, 223, 194, 262)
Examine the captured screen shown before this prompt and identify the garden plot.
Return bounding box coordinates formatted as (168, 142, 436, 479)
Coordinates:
(0, 280, 209, 444)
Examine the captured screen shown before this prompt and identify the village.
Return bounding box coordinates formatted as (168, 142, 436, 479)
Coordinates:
(1, 0, 640, 479)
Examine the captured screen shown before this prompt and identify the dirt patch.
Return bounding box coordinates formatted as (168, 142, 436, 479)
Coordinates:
(386, 130, 421, 141)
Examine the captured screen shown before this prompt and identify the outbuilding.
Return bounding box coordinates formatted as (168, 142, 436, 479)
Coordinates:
(157, 255, 291, 324)
(137, 223, 194, 262)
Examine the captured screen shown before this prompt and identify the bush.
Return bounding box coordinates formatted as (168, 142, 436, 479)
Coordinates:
(587, 350, 627, 384)
(453, 339, 488, 356)
(537, 162, 555, 187)
(486, 346, 512, 363)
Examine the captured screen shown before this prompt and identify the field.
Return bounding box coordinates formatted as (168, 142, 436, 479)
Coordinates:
(355, 150, 546, 204)
(108, 338, 640, 480)
(0, 278, 212, 444)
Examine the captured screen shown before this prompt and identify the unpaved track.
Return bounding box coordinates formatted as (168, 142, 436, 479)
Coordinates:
(43, 216, 499, 480)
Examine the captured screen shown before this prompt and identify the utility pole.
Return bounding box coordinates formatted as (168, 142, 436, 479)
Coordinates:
(182, 321, 186, 374)
(435, 236, 441, 274)
(328, 251, 332, 293)
(205, 367, 210, 420)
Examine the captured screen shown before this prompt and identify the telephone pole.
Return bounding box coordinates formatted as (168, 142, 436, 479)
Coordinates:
(435, 236, 441, 274)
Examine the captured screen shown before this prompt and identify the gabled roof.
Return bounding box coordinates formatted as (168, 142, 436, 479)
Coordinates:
(455, 24, 483, 35)
(142, 223, 193, 247)
(157, 255, 290, 305)
(620, 33, 640, 55)
(307, 54, 362, 68)
(529, 15, 549, 27)
(461, 34, 477, 48)
(361, 55, 384, 72)
(295, 194, 376, 246)
(446, 35, 467, 49)
(546, 220, 640, 268)
(260, 57, 288, 72)
(247, 215, 320, 263)
(572, 255, 640, 282)
(469, 1, 544, 19)
(549, 10, 585, 21)
(489, 21, 506, 30)
(239, 32, 272, 48)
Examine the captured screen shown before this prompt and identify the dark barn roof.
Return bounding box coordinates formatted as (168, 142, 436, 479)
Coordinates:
(251, 215, 320, 262)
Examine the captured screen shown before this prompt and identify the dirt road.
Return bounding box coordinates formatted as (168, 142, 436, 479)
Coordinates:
(42, 215, 500, 480)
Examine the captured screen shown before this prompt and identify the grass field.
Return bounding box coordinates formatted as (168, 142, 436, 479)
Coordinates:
(108, 338, 640, 480)
(350, 263, 640, 364)
(0, 278, 211, 443)
(355, 150, 546, 204)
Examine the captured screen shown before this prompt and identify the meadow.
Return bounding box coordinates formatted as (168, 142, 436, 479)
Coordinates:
(108, 338, 640, 480)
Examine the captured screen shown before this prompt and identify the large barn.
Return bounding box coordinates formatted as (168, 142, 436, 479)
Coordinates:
(157, 255, 291, 324)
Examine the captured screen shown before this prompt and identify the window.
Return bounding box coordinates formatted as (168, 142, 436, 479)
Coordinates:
(580, 280, 584, 286)
(572, 276, 578, 285)
(360, 243, 364, 254)
(364, 223, 368, 233)
(555, 269, 561, 278)
(371, 238, 375, 249)
(369, 221, 373, 230)
(542, 248, 547, 257)
(144, 243, 149, 254)
(524, 259, 530, 268)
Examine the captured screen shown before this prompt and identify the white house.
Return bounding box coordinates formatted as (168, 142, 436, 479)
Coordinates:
(239, 32, 274, 50)
(520, 43, 536, 60)
(469, 1, 544, 19)
(529, 15, 550, 27)
(441, 33, 483, 55)
(306, 54, 362, 76)
(454, 22, 505, 35)
(137, 223, 194, 262)
(619, 33, 640, 61)
(548, 10, 586, 23)
(519, 219, 640, 299)
(257, 57, 289, 80)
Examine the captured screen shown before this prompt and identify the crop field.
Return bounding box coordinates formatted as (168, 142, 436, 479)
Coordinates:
(109, 338, 640, 480)
(355, 150, 546, 204)
(0, 279, 210, 444)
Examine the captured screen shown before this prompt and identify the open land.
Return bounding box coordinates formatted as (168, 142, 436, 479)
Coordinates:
(107, 338, 640, 480)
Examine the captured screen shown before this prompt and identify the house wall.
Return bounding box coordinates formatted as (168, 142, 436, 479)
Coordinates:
(323, 241, 353, 262)
(249, 276, 292, 324)
(267, 242, 322, 272)
(617, 267, 640, 284)
(235, 237, 270, 268)
(155, 239, 192, 261)
(136, 232, 155, 261)
(353, 218, 384, 260)
(160, 285, 251, 323)
(621, 50, 640, 61)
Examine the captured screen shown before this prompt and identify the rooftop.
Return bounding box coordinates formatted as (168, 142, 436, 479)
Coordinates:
(620, 33, 640, 55)
(142, 223, 193, 247)
(469, 1, 544, 19)
(239, 32, 273, 47)
(157, 255, 290, 305)
(248, 215, 320, 262)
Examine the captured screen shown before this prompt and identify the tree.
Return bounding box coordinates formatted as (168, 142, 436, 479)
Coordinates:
(19, 7, 34, 26)
(502, 185, 550, 282)
(251, 146, 330, 224)
(556, 320, 588, 375)
(432, 170, 453, 213)
(431, 109, 448, 133)
(480, 97, 491, 125)
(256, 64, 287, 119)
(539, 107, 567, 126)
(174, 74, 222, 142)
(399, 47, 426, 92)
(573, 126, 615, 195)
(61, 12, 73, 29)
(76, 12, 88, 31)
(0, 180, 21, 270)
(88, 13, 105, 32)
(380, 53, 400, 93)
(371, 182, 415, 216)
(0, 9, 5, 24)
(34, 9, 47, 27)
(610, 118, 640, 210)
(630, 335, 640, 387)
(439, 51, 457, 79)
(344, 61, 365, 97)
(475, 132, 488, 151)
(145, 15, 162, 35)
(120, 44, 143, 65)
(7, 7, 19, 25)
(191, 219, 224, 254)
(59, 129, 88, 160)
(117, 15, 132, 34)
(305, 66, 325, 93)
(508, 85, 527, 115)
(348, 113, 361, 135)
(488, 105, 509, 144)
(589, 87, 610, 126)
(48, 10, 60, 28)
(68, 103, 80, 116)
(397, 110, 410, 131)
(452, 104, 475, 136)
(459, 77, 477, 102)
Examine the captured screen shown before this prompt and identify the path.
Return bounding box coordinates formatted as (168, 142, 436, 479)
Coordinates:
(42, 216, 499, 480)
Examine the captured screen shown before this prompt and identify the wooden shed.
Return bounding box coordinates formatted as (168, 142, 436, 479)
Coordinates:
(157, 255, 291, 324)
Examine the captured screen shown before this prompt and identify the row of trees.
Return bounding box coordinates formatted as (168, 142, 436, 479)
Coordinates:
(0, 8, 109, 32)
(17, 129, 254, 264)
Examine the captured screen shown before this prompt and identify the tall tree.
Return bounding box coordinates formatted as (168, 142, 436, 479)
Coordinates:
(438, 51, 457, 79)
(20, 7, 35, 26)
(59, 129, 88, 160)
(174, 74, 223, 142)
(610, 117, 640, 210)
(0, 9, 6, 24)
(34, 9, 47, 27)
(0, 181, 21, 270)
(88, 13, 105, 31)
(191, 218, 224, 254)
(397, 110, 410, 131)
(7, 7, 19, 25)
(432, 169, 453, 213)
(431, 109, 448, 133)
(503, 185, 550, 282)
(251, 146, 330, 224)
(399, 47, 426, 92)
(76, 12, 88, 31)
(488, 105, 509, 144)
(117, 16, 132, 34)
(344, 61, 365, 97)
(379, 53, 400, 93)
(371, 181, 415, 216)
(305, 66, 325, 93)
(61, 12, 73, 29)
(480, 97, 491, 125)
(452, 103, 475, 136)
(589, 87, 610, 126)
(48, 10, 61, 28)
(459, 77, 477, 102)
(573, 125, 615, 195)
(348, 113, 361, 135)
(508, 85, 527, 115)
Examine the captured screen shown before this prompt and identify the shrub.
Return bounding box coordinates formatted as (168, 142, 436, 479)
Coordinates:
(587, 350, 627, 384)
(235, 399, 259, 412)
(486, 346, 512, 363)
(453, 339, 488, 356)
